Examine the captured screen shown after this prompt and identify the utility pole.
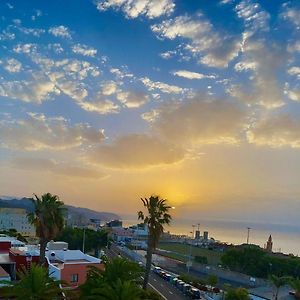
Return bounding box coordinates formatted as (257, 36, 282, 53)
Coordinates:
(247, 227, 251, 244)
(82, 227, 86, 253)
(187, 230, 193, 273)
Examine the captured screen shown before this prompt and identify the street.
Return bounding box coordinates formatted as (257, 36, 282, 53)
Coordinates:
(106, 244, 187, 300)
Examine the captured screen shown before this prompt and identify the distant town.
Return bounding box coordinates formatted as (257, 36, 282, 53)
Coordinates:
(0, 197, 299, 300)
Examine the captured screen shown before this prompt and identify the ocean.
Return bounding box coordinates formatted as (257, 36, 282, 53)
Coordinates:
(122, 218, 300, 256)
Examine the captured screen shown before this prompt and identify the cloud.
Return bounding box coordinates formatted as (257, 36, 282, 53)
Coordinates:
(288, 66, 300, 79)
(116, 90, 149, 108)
(72, 44, 97, 57)
(78, 99, 120, 114)
(87, 134, 185, 169)
(247, 115, 300, 148)
(0, 113, 105, 151)
(49, 25, 72, 39)
(286, 89, 300, 102)
(160, 50, 177, 59)
(4, 58, 22, 73)
(230, 39, 286, 109)
(152, 97, 248, 145)
(11, 157, 107, 179)
(172, 70, 216, 80)
(140, 77, 183, 94)
(0, 72, 59, 103)
(281, 5, 300, 28)
(235, 0, 270, 34)
(101, 81, 118, 96)
(95, 0, 175, 19)
(151, 14, 241, 68)
(13, 43, 37, 54)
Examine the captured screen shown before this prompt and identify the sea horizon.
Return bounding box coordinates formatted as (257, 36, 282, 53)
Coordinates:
(122, 217, 300, 256)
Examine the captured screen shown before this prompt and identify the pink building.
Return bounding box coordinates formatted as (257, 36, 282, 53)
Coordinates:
(46, 249, 104, 287)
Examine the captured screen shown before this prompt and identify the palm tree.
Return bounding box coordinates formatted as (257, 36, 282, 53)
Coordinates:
(269, 275, 290, 300)
(0, 264, 64, 299)
(138, 195, 172, 289)
(89, 279, 142, 300)
(80, 257, 143, 299)
(27, 193, 66, 265)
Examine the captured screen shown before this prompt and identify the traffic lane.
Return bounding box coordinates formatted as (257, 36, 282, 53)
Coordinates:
(108, 245, 187, 300)
(149, 273, 188, 300)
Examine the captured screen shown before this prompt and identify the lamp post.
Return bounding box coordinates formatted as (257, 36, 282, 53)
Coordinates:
(82, 227, 86, 253)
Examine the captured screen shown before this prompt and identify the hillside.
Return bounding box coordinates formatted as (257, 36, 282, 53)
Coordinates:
(0, 197, 120, 222)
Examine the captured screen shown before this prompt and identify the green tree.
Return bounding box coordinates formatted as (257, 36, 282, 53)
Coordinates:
(225, 288, 250, 300)
(207, 274, 218, 286)
(289, 278, 300, 300)
(269, 275, 290, 300)
(138, 195, 172, 289)
(0, 264, 64, 299)
(27, 193, 65, 265)
(88, 279, 142, 300)
(80, 257, 143, 299)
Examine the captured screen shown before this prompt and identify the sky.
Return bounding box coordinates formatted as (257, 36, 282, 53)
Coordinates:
(0, 0, 300, 225)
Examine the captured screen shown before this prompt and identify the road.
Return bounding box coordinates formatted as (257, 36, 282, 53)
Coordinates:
(106, 244, 187, 300)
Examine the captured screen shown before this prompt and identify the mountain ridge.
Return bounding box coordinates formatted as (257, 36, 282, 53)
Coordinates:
(0, 197, 120, 222)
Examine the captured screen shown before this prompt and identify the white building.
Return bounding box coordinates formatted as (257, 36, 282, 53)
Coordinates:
(0, 208, 35, 236)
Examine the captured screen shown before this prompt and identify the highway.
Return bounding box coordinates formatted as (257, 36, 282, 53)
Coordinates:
(106, 244, 187, 300)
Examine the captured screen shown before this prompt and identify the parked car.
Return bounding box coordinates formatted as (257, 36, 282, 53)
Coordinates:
(164, 274, 172, 281)
(189, 288, 201, 299)
(183, 283, 192, 294)
(153, 266, 161, 274)
(178, 281, 185, 291)
(172, 278, 179, 286)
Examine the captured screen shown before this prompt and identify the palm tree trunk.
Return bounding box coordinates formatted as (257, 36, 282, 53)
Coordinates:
(39, 239, 47, 265)
(143, 237, 153, 290)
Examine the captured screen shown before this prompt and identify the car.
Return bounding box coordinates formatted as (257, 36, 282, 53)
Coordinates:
(153, 266, 161, 274)
(172, 278, 179, 285)
(183, 283, 192, 294)
(189, 288, 201, 299)
(159, 271, 166, 278)
(164, 274, 172, 281)
(178, 281, 185, 291)
(289, 291, 296, 296)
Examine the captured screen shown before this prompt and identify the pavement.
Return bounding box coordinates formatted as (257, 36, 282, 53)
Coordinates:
(106, 244, 187, 300)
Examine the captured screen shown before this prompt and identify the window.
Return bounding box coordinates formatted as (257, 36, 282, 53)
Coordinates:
(70, 274, 78, 283)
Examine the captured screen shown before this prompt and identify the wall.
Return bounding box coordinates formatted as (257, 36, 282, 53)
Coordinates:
(61, 263, 104, 287)
(0, 242, 11, 252)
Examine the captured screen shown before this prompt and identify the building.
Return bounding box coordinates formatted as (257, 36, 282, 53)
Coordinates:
(46, 249, 104, 287)
(9, 245, 40, 273)
(0, 265, 10, 286)
(203, 231, 209, 241)
(195, 230, 200, 240)
(47, 240, 68, 251)
(106, 219, 122, 228)
(0, 208, 35, 236)
(265, 235, 273, 252)
(0, 235, 25, 252)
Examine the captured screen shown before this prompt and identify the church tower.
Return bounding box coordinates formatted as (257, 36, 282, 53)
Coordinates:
(266, 235, 273, 252)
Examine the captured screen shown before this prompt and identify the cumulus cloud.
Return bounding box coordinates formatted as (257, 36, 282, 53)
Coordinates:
(152, 97, 247, 145)
(0, 113, 105, 151)
(78, 99, 120, 114)
(87, 134, 185, 168)
(288, 66, 300, 79)
(140, 77, 183, 94)
(49, 25, 72, 39)
(230, 40, 286, 109)
(4, 58, 22, 73)
(172, 70, 216, 80)
(0, 72, 59, 103)
(95, 0, 175, 19)
(117, 90, 149, 108)
(101, 81, 118, 96)
(72, 44, 97, 57)
(247, 115, 300, 148)
(13, 43, 37, 54)
(151, 14, 241, 68)
(11, 157, 107, 179)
